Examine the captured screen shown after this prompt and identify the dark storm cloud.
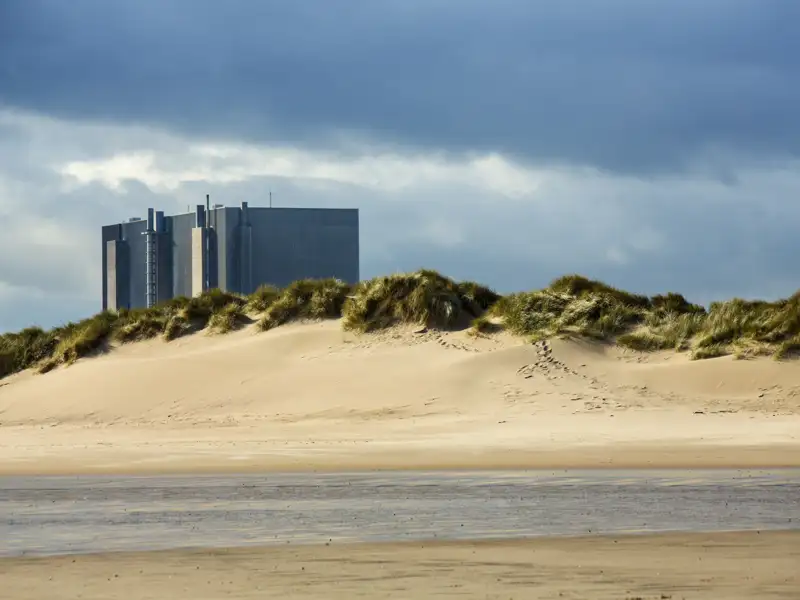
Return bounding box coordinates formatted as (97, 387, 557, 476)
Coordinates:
(3, 0, 800, 173)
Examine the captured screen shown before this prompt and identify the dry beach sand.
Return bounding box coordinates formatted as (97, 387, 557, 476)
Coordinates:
(0, 320, 798, 474)
(2, 530, 798, 599)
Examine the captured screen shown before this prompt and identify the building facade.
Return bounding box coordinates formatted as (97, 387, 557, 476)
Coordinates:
(101, 202, 359, 311)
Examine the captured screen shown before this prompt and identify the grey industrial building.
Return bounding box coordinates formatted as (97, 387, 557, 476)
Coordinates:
(102, 201, 359, 311)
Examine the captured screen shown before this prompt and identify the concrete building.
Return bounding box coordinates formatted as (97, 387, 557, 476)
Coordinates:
(101, 202, 359, 311)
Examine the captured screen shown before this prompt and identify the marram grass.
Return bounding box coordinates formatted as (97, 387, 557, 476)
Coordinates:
(341, 270, 499, 333)
(257, 278, 351, 331)
(1, 270, 799, 379)
(207, 302, 249, 334)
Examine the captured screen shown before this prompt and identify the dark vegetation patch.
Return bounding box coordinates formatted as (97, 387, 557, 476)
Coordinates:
(2, 271, 798, 379)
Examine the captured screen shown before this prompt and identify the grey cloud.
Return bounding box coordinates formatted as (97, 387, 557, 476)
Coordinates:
(0, 123, 182, 329)
(171, 169, 800, 304)
(2, 111, 800, 332)
(0, 176, 172, 295)
(0, 288, 93, 332)
(3, 0, 800, 173)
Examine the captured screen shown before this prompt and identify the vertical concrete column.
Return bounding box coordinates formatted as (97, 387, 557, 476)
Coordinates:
(239, 201, 253, 294)
(240, 226, 253, 294)
(191, 227, 208, 297)
(106, 239, 129, 310)
(154, 211, 172, 303)
(106, 240, 120, 311)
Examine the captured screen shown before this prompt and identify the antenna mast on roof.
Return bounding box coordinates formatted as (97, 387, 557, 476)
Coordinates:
(269, 189, 272, 208)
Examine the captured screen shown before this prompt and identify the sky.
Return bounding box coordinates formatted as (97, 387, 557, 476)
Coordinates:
(1, 0, 800, 331)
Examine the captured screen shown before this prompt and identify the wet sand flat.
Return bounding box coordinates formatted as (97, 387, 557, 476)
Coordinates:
(2, 530, 797, 599)
(3, 470, 799, 557)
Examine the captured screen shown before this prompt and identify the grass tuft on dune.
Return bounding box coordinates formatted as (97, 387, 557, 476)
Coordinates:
(342, 270, 500, 332)
(257, 278, 351, 331)
(208, 303, 249, 334)
(247, 284, 281, 313)
(484, 274, 800, 361)
(1, 270, 799, 379)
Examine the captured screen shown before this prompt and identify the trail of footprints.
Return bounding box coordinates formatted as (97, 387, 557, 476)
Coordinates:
(516, 340, 583, 379)
(434, 334, 482, 352)
(516, 341, 628, 412)
(327, 328, 500, 356)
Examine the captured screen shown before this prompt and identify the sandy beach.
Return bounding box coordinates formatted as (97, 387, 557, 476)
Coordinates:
(1, 530, 797, 599)
(1, 320, 799, 474)
(2, 314, 799, 600)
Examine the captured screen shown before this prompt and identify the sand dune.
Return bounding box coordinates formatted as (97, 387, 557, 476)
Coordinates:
(1, 320, 798, 474)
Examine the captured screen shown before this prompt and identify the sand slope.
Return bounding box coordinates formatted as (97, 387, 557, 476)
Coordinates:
(1, 321, 799, 473)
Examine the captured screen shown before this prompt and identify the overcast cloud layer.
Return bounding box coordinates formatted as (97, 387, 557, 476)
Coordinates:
(1, 1, 799, 331)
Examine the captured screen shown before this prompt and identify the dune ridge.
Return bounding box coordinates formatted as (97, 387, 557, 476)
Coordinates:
(1, 314, 798, 475)
(3, 270, 800, 383)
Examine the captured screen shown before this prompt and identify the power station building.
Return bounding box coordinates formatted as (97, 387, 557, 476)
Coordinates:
(101, 202, 359, 311)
